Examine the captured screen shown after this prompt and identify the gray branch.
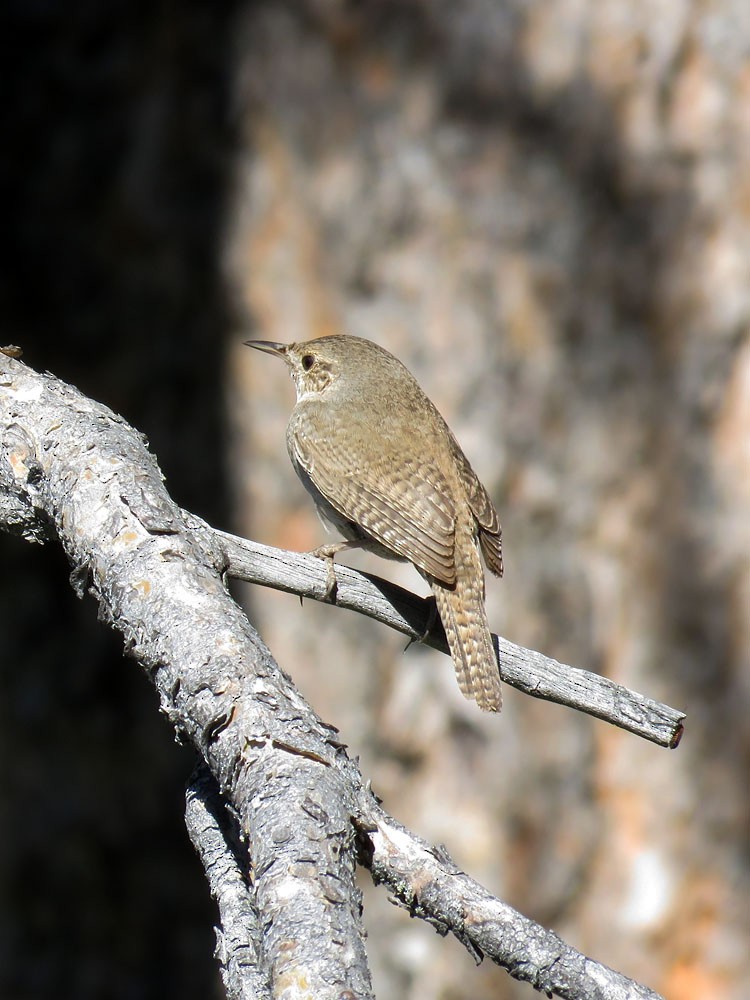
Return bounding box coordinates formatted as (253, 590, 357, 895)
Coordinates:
(0, 355, 667, 1000)
(0, 356, 373, 1000)
(213, 529, 684, 748)
(185, 765, 269, 1000)
(357, 803, 664, 1000)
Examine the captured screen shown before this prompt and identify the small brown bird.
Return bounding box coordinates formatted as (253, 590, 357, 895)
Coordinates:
(245, 335, 504, 711)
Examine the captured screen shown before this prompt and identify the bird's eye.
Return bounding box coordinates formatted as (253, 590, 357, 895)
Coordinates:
(301, 354, 315, 371)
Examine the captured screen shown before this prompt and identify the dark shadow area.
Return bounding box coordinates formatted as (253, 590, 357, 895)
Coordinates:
(2, 3, 243, 996)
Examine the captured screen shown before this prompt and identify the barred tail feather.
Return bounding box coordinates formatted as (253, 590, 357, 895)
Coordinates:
(431, 574, 502, 712)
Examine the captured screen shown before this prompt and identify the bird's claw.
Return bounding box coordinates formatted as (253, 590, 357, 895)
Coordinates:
(311, 545, 340, 603)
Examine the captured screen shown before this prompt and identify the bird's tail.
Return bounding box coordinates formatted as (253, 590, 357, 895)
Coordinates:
(430, 544, 502, 712)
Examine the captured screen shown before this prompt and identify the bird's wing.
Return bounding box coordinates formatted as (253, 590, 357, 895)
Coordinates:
(291, 424, 457, 584)
(448, 434, 503, 577)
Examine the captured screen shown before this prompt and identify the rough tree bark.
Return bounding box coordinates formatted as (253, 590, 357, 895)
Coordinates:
(0, 350, 678, 999)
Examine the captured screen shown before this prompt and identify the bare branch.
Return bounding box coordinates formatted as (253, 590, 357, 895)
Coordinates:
(211, 529, 685, 749)
(0, 355, 668, 1000)
(0, 357, 374, 1000)
(357, 802, 664, 1000)
(185, 765, 270, 1000)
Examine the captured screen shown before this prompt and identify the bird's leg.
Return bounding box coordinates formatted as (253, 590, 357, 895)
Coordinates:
(309, 539, 366, 602)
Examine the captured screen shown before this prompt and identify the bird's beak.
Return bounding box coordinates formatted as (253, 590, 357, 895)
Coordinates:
(243, 340, 288, 358)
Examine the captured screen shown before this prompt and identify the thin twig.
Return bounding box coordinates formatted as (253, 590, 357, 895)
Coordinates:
(209, 527, 685, 749)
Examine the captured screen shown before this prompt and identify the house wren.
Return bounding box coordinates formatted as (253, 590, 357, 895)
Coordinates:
(245, 335, 504, 711)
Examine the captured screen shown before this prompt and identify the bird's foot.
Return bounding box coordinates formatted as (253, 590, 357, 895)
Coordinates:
(309, 542, 348, 602)
(309, 539, 366, 603)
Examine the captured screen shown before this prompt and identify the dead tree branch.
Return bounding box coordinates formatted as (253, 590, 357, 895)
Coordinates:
(359, 804, 663, 1000)
(185, 764, 269, 1000)
(0, 355, 668, 1000)
(211, 529, 684, 748)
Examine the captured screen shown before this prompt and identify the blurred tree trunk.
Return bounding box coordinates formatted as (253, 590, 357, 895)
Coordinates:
(227, 4, 749, 999)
